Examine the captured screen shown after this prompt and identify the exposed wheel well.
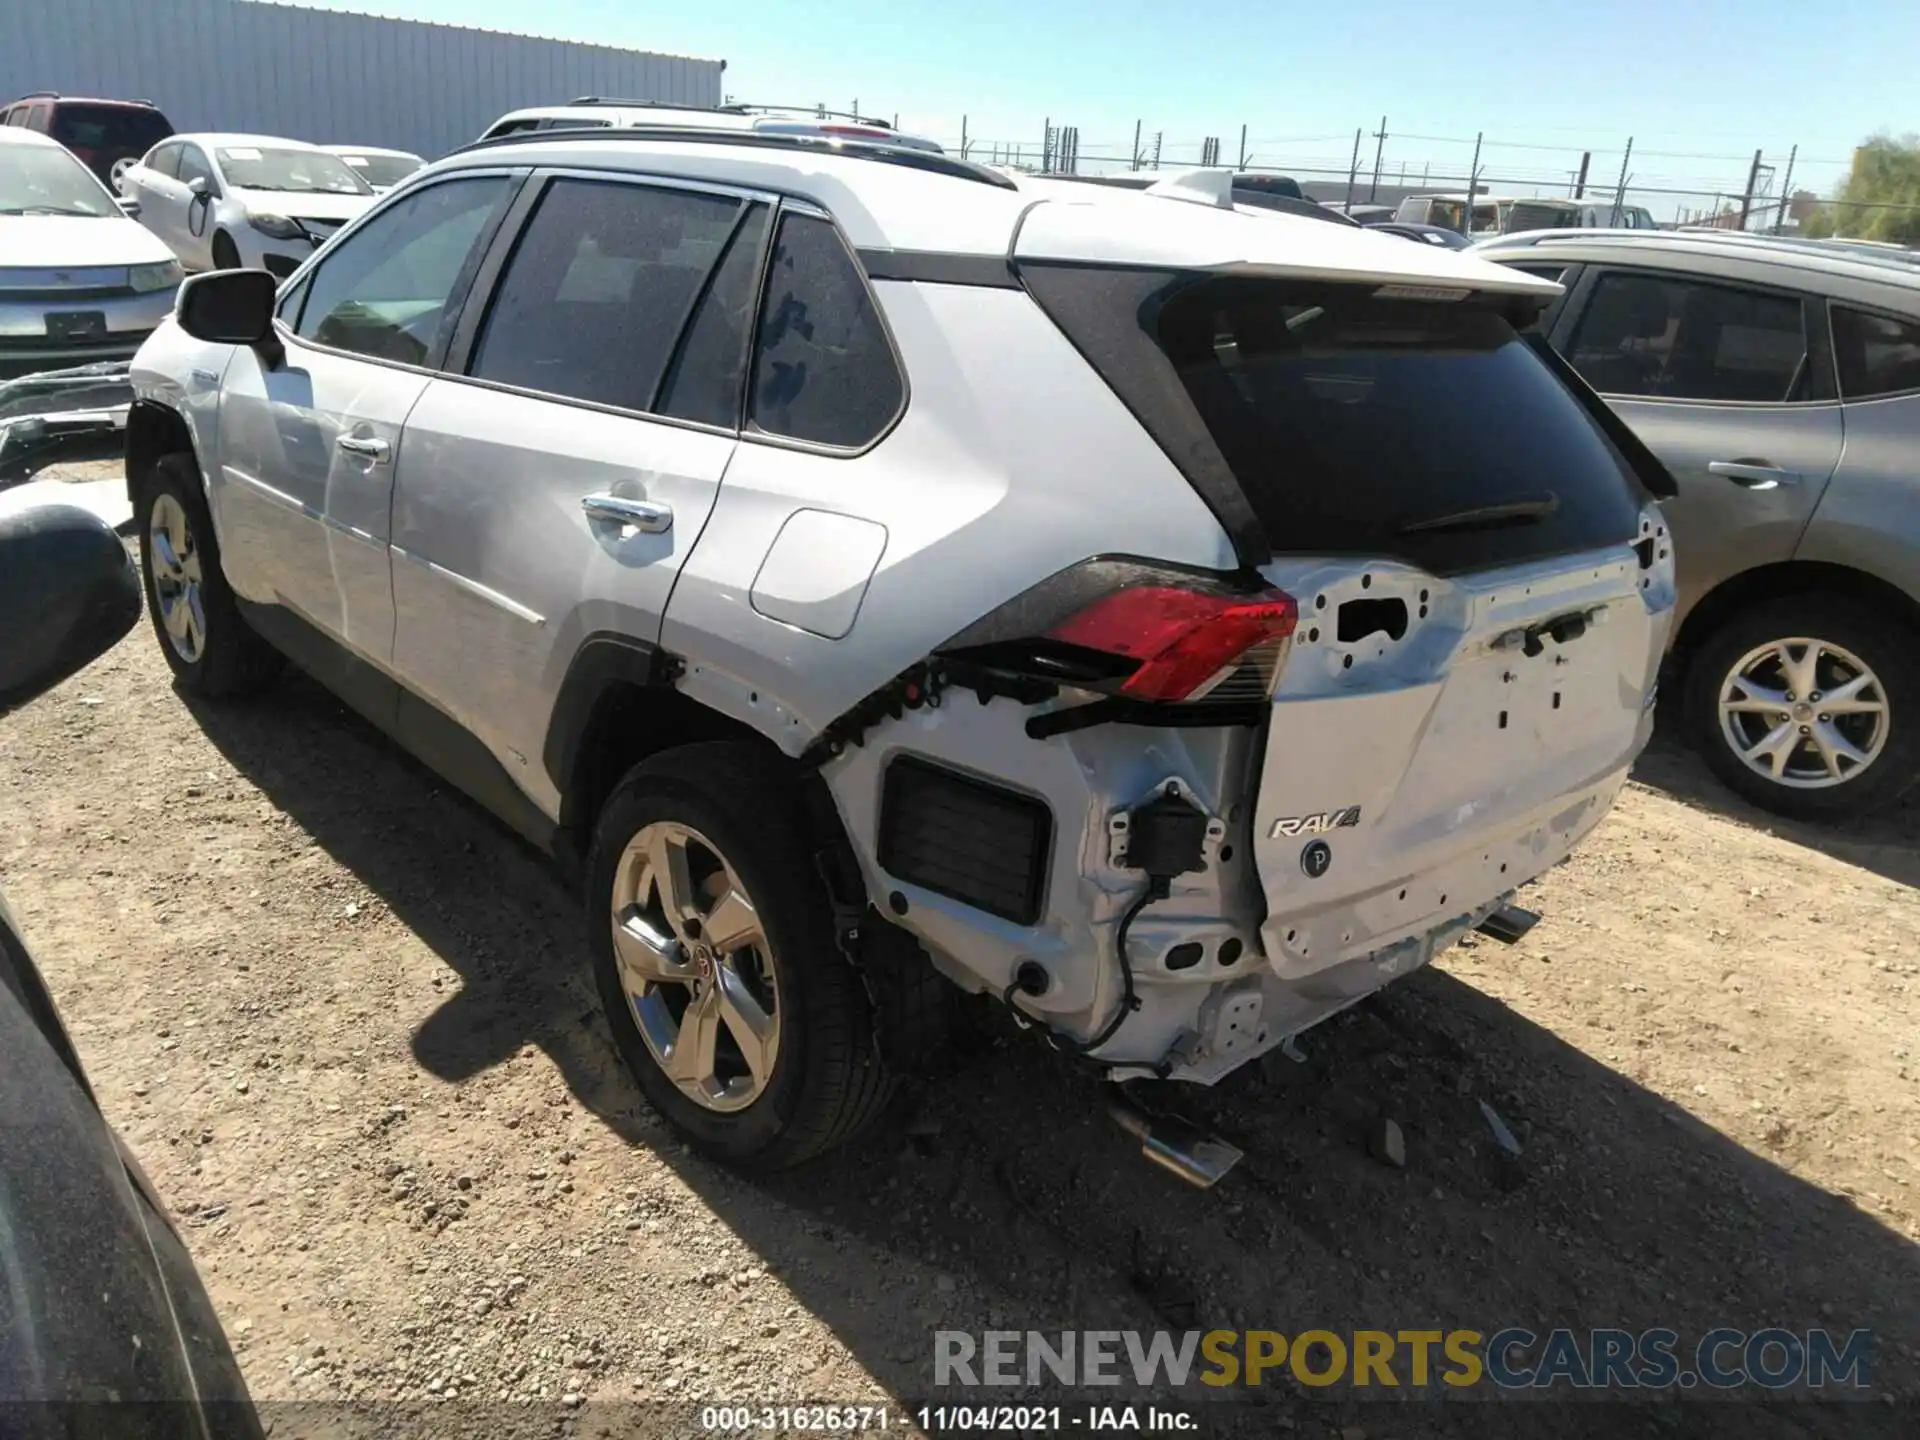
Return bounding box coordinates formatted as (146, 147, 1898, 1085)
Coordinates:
(1673, 562, 1920, 674)
(125, 400, 195, 506)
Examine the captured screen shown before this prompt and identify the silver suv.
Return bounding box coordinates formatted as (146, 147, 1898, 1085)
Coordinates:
(1480, 230, 1920, 819)
(125, 135, 1674, 1175)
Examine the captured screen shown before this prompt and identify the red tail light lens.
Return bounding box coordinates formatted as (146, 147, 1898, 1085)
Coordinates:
(1047, 585, 1298, 702)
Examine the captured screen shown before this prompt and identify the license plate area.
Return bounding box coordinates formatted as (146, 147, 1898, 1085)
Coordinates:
(47, 311, 107, 341)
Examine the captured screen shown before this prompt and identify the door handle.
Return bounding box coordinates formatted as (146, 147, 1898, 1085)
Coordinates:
(335, 434, 390, 463)
(582, 493, 673, 533)
(1708, 460, 1799, 490)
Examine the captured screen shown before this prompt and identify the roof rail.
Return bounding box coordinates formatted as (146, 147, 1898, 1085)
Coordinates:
(16, 90, 60, 101)
(735, 102, 896, 128)
(456, 123, 1016, 189)
(567, 96, 743, 112)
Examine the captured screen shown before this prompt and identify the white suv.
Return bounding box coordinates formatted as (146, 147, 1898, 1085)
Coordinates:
(123, 133, 1676, 1178)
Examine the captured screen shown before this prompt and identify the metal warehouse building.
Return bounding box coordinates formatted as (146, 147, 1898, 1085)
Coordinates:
(3, 0, 724, 161)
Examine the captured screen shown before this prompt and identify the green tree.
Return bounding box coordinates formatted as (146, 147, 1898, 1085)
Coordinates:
(1802, 133, 1920, 243)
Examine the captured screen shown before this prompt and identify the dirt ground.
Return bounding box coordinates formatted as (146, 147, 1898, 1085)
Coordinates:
(2, 557, 1918, 1439)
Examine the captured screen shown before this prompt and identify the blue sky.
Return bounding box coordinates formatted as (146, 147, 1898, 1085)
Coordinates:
(307, 0, 1912, 211)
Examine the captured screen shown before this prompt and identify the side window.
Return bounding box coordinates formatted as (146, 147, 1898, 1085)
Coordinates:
(1831, 307, 1920, 401)
(482, 119, 540, 139)
(1506, 263, 1568, 283)
(146, 142, 180, 179)
(276, 274, 311, 327)
(655, 202, 769, 428)
(175, 144, 213, 189)
(1567, 272, 1807, 403)
(294, 176, 507, 366)
(470, 178, 741, 411)
(2, 108, 23, 128)
(26, 105, 51, 132)
(747, 211, 904, 447)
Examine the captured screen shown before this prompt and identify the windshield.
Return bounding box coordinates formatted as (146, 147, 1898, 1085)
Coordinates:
(216, 146, 371, 195)
(337, 152, 422, 188)
(0, 142, 117, 217)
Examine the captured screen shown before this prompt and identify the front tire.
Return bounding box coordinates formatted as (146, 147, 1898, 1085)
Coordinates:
(136, 453, 283, 699)
(586, 743, 893, 1170)
(1685, 595, 1920, 820)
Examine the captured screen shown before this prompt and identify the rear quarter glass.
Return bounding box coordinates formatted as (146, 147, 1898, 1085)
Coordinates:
(1021, 265, 1648, 577)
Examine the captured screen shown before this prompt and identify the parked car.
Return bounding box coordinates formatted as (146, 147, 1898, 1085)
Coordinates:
(118, 133, 375, 277)
(1394, 192, 1514, 235)
(0, 127, 182, 378)
(1322, 202, 1397, 226)
(1, 92, 174, 192)
(1503, 197, 1660, 234)
(0, 491, 262, 1438)
(1479, 229, 1920, 818)
(124, 128, 1674, 1178)
(321, 144, 425, 193)
(480, 98, 946, 153)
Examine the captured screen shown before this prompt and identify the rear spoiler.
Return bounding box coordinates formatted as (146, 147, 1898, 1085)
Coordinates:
(1523, 333, 1678, 500)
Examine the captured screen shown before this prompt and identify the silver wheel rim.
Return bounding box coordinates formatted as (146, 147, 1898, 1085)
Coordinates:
(610, 821, 780, 1113)
(1717, 635, 1889, 790)
(110, 157, 134, 192)
(148, 493, 207, 663)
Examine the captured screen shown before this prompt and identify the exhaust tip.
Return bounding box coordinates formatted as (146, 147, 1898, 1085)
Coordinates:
(1108, 1092, 1244, 1190)
(1475, 903, 1541, 946)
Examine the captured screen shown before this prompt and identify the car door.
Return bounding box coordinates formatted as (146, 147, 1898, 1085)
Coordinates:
(1549, 265, 1843, 622)
(389, 172, 763, 816)
(124, 140, 179, 226)
(211, 173, 516, 669)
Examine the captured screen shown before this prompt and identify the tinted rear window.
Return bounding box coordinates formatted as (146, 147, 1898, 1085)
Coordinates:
(1022, 267, 1646, 575)
(50, 104, 170, 150)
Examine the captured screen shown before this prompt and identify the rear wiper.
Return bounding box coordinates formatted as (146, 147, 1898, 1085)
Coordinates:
(1398, 494, 1559, 535)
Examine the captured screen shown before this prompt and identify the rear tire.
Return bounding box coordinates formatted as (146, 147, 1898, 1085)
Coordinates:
(586, 743, 894, 1170)
(211, 231, 241, 270)
(1685, 595, 1920, 820)
(136, 453, 283, 699)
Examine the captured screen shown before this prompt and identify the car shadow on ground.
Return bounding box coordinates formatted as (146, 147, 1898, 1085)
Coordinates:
(187, 674, 1918, 1440)
(1630, 720, 1920, 892)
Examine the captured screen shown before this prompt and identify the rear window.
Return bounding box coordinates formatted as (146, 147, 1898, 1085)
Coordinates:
(1022, 268, 1647, 575)
(50, 104, 170, 151)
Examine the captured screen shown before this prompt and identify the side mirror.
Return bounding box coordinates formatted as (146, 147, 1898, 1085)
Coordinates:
(116, 195, 141, 218)
(176, 269, 278, 347)
(187, 175, 210, 199)
(0, 500, 142, 720)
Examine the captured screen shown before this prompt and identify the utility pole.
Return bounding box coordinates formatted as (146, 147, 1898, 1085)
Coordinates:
(1773, 144, 1797, 233)
(1464, 131, 1483, 235)
(959, 115, 968, 159)
(1611, 137, 1633, 225)
(1151, 131, 1163, 171)
(1368, 114, 1387, 201)
(1131, 119, 1142, 172)
(1738, 148, 1763, 229)
(1042, 117, 1051, 172)
(1573, 151, 1591, 199)
(1238, 123, 1248, 170)
(1344, 126, 1362, 211)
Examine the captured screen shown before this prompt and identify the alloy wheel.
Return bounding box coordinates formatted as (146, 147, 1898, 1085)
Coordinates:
(148, 492, 207, 663)
(1717, 636, 1889, 790)
(609, 821, 780, 1113)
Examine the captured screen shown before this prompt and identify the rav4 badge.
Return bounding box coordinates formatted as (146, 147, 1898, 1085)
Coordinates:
(1269, 806, 1362, 839)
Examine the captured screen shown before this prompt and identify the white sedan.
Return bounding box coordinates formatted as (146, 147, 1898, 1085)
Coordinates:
(118, 133, 376, 278)
(320, 145, 424, 193)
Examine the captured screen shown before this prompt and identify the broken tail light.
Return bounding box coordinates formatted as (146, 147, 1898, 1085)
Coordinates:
(938, 558, 1297, 704)
(1047, 585, 1297, 701)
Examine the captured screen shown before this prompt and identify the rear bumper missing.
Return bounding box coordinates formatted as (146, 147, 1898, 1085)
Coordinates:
(1123, 757, 1634, 1086)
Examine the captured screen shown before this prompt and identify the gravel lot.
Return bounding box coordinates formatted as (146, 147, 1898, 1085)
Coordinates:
(2, 549, 1918, 1438)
